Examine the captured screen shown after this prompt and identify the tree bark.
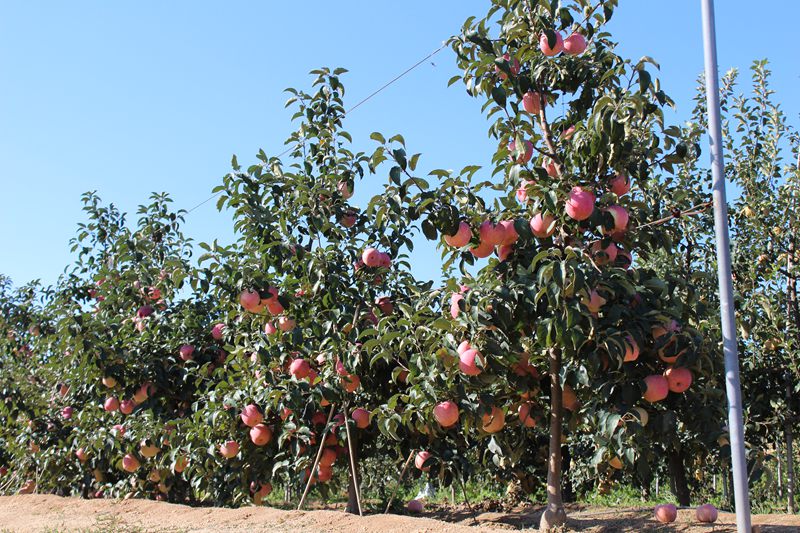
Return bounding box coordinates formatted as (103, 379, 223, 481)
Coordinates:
(786, 376, 796, 514)
(345, 429, 361, 515)
(539, 348, 566, 531)
(667, 448, 691, 506)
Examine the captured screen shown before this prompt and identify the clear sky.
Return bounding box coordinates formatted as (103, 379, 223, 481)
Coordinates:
(1, 1, 798, 287)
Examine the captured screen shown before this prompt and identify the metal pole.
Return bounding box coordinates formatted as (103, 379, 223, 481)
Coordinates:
(699, 1, 752, 531)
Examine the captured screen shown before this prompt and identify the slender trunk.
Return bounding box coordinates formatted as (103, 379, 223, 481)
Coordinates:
(667, 449, 691, 506)
(786, 376, 796, 514)
(539, 348, 566, 531)
(345, 430, 361, 514)
(778, 439, 784, 499)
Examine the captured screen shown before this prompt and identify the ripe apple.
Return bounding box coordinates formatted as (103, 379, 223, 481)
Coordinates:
(664, 367, 693, 393)
(444, 221, 472, 248)
(119, 399, 136, 415)
(518, 403, 537, 428)
(624, 336, 640, 362)
(121, 454, 140, 473)
(610, 173, 631, 196)
(539, 31, 564, 56)
(516, 179, 535, 203)
(508, 139, 533, 164)
(102, 376, 117, 388)
(239, 289, 261, 312)
(643, 375, 670, 402)
(351, 408, 370, 429)
(241, 404, 263, 427)
(563, 33, 587, 55)
(278, 316, 296, 332)
(174, 456, 188, 473)
(479, 221, 505, 247)
(320, 448, 337, 467)
(457, 340, 472, 354)
(342, 374, 361, 393)
(654, 503, 677, 523)
(498, 220, 518, 245)
(140, 441, 160, 458)
(591, 241, 618, 266)
(362, 247, 382, 267)
(495, 53, 520, 80)
(264, 322, 277, 335)
(76, 447, 88, 463)
(696, 503, 718, 523)
(530, 213, 556, 238)
(415, 451, 432, 471)
(470, 240, 494, 258)
(61, 406, 74, 419)
(375, 296, 394, 315)
(250, 424, 273, 446)
(136, 305, 154, 318)
(565, 187, 595, 221)
(459, 348, 484, 376)
(219, 440, 239, 459)
(433, 400, 459, 428)
(497, 244, 514, 262)
(103, 397, 120, 412)
(340, 210, 357, 228)
(337, 180, 353, 199)
(605, 205, 629, 234)
(407, 499, 424, 513)
(289, 358, 310, 379)
(608, 456, 623, 470)
(583, 289, 607, 313)
(211, 323, 226, 340)
(179, 344, 195, 361)
(481, 406, 505, 433)
(522, 91, 542, 114)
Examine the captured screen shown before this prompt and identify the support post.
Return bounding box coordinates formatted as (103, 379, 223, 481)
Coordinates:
(297, 404, 336, 510)
(700, 1, 752, 530)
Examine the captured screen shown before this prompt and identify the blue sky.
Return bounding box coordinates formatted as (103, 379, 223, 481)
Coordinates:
(1, 1, 798, 287)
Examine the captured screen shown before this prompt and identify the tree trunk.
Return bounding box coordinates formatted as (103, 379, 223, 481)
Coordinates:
(345, 430, 361, 514)
(667, 448, 691, 506)
(539, 348, 566, 531)
(778, 439, 784, 499)
(786, 376, 796, 514)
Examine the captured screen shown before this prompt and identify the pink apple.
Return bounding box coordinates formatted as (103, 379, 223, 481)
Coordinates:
(498, 220, 518, 245)
(591, 241, 618, 266)
(516, 180, 535, 203)
(664, 367, 693, 393)
(654, 503, 677, 523)
(179, 344, 195, 361)
(450, 293, 464, 319)
(351, 408, 370, 429)
(407, 499, 424, 513)
(122, 454, 140, 473)
(470, 240, 494, 258)
(136, 305, 154, 318)
(219, 440, 239, 459)
(530, 213, 556, 238)
(278, 316, 295, 332)
(239, 289, 261, 312)
(362, 247, 382, 267)
(289, 358, 310, 379)
(103, 397, 119, 412)
(264, 322, 277, 335)
(605, 205, 629, 233)
(563, 33, 587, 55)
(76, 448, 88, 463)
(340, 211, 357, 228)
(508, 140, 533, 164)
(539, 31, 564, 56)
(696, 504, 718, 523)
(565, 187, 595, 220)
(495, 53, 520, 80)
(241, 404, 263, 427)
(61, 406, 74, 419)
(433, 400, 459, 428)
(211, 323, 226, 340)
(444, 221, 472, 248)
(415, 451, 432, 471)
(497, 244, 514, 262)
(643, 375, 670, 403)
(479, 221, 505, 247)
(119, 399, 136, 415)
(337, 180, 353, 199)
(457, 340, 472, 354)
(522, 91, 542, 114)
(545, 159, 559, 177)
(584, 289, 607, 313)
(610, 173, 631, 196)
(459, 349, 484, 376)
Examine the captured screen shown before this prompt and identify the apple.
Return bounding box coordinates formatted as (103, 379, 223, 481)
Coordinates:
(103, 397, 120, 412)
(137, 305, 154, 318)
(250, 424, 273, 446)
(320, 448, 337, 467)
(565, 187, 595, 220)
(624, 336, 640, 362)
(140, 441, 160, 458)
(239, 289, 261, 312)
(415, 451, 432, 471)
(211, 323, 226, 340)
(342, 374, 361, 393)
(518, 403, 537, 428)
(610, 173, 631, 196)
(470, 240, 494, 258)
(174, 456, 188, 473)
(375, 296, 394, 315)
(605, 205, 629, 233)
(563, 33, 587, 55)
(479, 221, 505, 247)
(264, 322, 277, 335)
(102, 376, 117, 388)
(337, 180, 352, 199)
(584, 289, 607, 314)
(351, 408, 370, 429)
(111, 424, 126, 439)
(643, 375, 670, 402)
(289, 358, 310, 379)
(516, 179, 535, 203)
(530, 213, 556, 238)
(444, 221, 472, 248)
(696, 503, 718, 523)
(241, 404, 263, 427)
(498, 220, 519, 245)
(132, 382, 152, 404)
(219, 440, 239, 459)
(119, 399, 136, 415)
(122, 454, 140, 473)
(654, 503, 677, 523)
(407, 499, 424, 513)
(495, 53, 520, 80)
(545, 159, 559, 177)
(76, 447, 88, 463)
(61, 406, 74, 419)
(278, 316, 296, 332)
(481, 406, 506, 433)
(179, 344, 195, 361)
(539, 31, 564, 56)
(340, 210, 357, 228)
(508, 139, 533, 164)
(664, 367, 693, 393)
(457, 340, 472, 354)
(497, 244, 514, 262)
(459, 349, 484, 376)
(591, 241, 618, 266)
(522, 91, 542, 114)
(433, 400, 459, 428)
(362, 247, 382, 267)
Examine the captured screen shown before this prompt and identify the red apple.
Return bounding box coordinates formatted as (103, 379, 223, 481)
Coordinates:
(664, 367, 693, 393)
(643, 375, 670, 402)
(610, 173, 631, 196)
(103, 397, 119, 412)
(565, 187, 595, 221)
(219, 440, 239, 459)
(362, 247, 382, 267)
(415, 451, 432, 471)
(61, 406, 74, 419)
(481, 406, 506, 433)
(605, 205, 629, 233)
(337, 180, 353, 199)
(250, 424, 273, 446)
(518, 403, 537, 428)
(433, 401, 459, 428)
(530, 213, 556, 238)
(459, 349, 484, 376)
(407, 499, 424, 513)
(211, 323, 226, 340)
(239, 289, 261, 312)
(696, 503, 718, 523)
(444, 221, 472, 248)
(179, 344, 195, 361)
(278, 316, 295, 332)
(241, 404, 263, 427)
(522, 91, 542, 114)
(495, 53, 520, 80)
(470, 240, 494, 258)
(498, 220, 518, 245)
(624, 336, 640, 362)
(508, 140, 533, 164)
(119, 399, 136, 415)
(351, 408, 370, 429)
(121, 454, 140, 473)
(289, 358, 310, 379)
(539, 31, 564, 56)
(563, 33, 587, 55)
(654, 503, 677, 523)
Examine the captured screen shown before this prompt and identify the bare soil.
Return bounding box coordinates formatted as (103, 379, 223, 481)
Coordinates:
(0, 495, 797, 532)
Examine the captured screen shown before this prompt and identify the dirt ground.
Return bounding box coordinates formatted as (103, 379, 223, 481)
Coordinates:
(0, 495, 798, 532)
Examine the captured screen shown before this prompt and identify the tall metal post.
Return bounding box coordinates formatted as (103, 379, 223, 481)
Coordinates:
(699, 1, 752, 531)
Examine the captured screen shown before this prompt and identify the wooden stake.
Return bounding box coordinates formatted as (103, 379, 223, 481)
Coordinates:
(384, 449, 415, 513)
(297, 404, 336, 511)
(343, 403, 364, 516)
